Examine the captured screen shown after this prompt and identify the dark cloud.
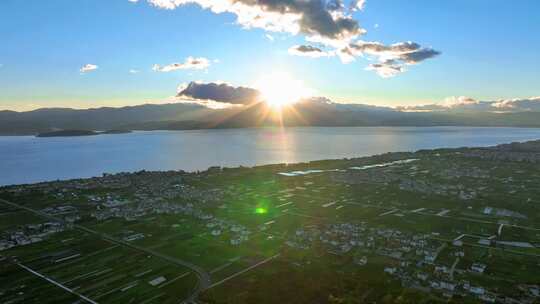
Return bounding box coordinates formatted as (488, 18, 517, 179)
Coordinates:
(296, 45, 324, 53)
(348, 41, 388, 53)
(148, 0, 365, 44)
(236, 0, 364, 42)
(365, 60, 404, 78)
(153, 57, 210, 72)
(177, 81, 261, 105)
(349, 41, 421, 54)
(326, 0, 344, 11)
(399, 48, 441, 64)
(288, 44, 332, 57)
(343, 40, 440, 77)
(347, 40, 437, 63)
(147, 1, 439, 78)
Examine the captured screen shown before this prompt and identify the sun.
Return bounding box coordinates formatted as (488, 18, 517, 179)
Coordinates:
(255, 72, 313, 108)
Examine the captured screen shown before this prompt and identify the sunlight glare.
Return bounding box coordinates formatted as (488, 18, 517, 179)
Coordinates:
(255, 72, 313, 108)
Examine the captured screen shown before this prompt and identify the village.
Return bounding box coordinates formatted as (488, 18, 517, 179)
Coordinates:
(1, 141, 540, 303)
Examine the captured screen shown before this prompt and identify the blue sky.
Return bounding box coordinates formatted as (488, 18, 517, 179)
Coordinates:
(0, 0, 539, 111)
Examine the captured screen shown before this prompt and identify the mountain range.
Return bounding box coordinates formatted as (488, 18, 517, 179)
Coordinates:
(2, 96, 540, 135)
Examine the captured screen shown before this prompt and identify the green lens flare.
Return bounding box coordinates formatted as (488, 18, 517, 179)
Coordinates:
(255, 207, 268, 214)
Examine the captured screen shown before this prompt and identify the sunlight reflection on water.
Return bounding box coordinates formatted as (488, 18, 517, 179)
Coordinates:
(1, 126, 540, 186)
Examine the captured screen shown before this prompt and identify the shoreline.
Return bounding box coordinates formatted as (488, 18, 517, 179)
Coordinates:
(1, 124, 540, 137)
(2, 137, 538, 188)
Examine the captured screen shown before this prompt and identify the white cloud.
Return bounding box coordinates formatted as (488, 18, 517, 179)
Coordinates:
(492, 97, 540, 112)
(128, 0, 139, 3)
(152, 56, 210, 72)
(129, 69, 140, 74)
(146, 0, 365, 47)
(398, 96, 540, 113)
(80, 64, 98, 73)
(442, 96, 479, 107)
(177, 97, 242, 109)
(351, 0, 366, 11)
(144, 0, 440, 78)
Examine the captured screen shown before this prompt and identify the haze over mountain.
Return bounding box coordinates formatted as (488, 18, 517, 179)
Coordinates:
(2, 81, 540, 135)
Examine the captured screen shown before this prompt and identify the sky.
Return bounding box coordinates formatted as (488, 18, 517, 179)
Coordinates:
(0, 0, 539, 111)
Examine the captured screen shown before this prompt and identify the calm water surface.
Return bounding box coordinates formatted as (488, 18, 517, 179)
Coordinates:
(1, 126, 540, 186)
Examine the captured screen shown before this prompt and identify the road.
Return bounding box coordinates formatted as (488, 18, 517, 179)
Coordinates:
(207, 253, 280, 290)
(0, 198, 211, 303)
(16, 261, 99, 304)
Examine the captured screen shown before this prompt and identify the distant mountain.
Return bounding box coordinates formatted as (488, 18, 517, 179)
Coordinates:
(2, 98, 540, 135)
(0, 103, 213, 135)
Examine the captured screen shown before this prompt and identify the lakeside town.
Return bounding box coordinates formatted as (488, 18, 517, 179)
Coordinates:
(1, 140, 540, 303)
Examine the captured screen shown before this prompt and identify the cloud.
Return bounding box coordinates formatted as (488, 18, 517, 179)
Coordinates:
(343, 40, 440, 77)
(128, 0, 139, 3)
(346, 40, 441, 65)
(80, 64, 98, 73)
(399, 48, 441, 64)
(153, 56, 210, 72)
(350, 0, 366, 11)
(144, 1, 439, 77)
(365, 60, 404, 78)
(442, 96, 479, 107)
(398, 96, 487, 112)
(347, 40, 422, 58)
(177, 81, 261, 104)
(146, 0, 365, 46)
(265, 34, 275, 42)
(129, 69, 140, 74)
(288, 45, 333, 58)
(492, 97, 540, 112)
(285, 39, 439, 77)
(398, 96, 540, 113)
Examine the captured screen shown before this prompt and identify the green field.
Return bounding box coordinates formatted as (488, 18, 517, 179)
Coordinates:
(2, 142, 540, 303)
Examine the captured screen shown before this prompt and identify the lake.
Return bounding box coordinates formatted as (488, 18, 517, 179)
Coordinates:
(1, 126, 540, 186)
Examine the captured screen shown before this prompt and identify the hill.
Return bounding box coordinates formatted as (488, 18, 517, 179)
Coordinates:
(2, 99, 540, 135)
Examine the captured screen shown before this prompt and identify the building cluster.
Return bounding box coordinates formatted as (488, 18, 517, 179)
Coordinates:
(91, 198, 252, 246)
(207, 218, 251, 246)
(330, 161, 480, 201)
(41, 205, 81, 223)
(286, 222, 540, 303)
(287, 223, 437, 259)
(464, 149, 540, 163)
(398, 178, 478, 200)
(437, 167, 489, 179)
(92, 200, 209, 221)
(76, 174, 224, 221)
(0, 221, 65, 251)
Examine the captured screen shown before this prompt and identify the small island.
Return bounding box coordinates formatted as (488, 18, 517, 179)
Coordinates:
(36, 130, 99, 137)
(101, 129, 132, 135)
(36, 129, 132, 137)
